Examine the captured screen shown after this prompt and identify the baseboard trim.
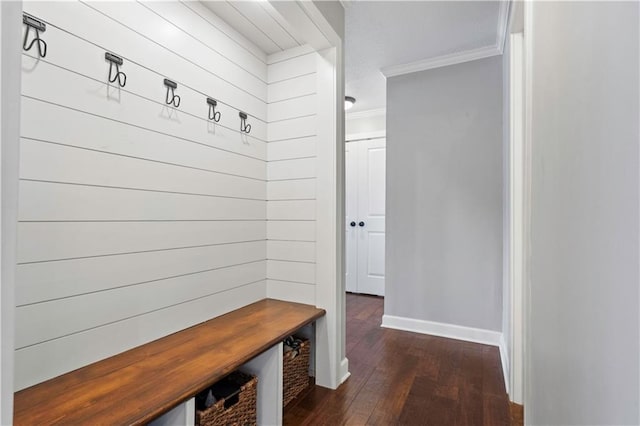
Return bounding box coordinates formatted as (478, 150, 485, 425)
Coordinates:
(382, 314, 502, 346)
(339, 357, 350, 385)
(382, 315, 511, 398)
(499, 334, 510, 395)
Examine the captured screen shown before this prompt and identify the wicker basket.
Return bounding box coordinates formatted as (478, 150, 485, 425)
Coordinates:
(283, 337, 310, 407)
(195, 371, 257, 426)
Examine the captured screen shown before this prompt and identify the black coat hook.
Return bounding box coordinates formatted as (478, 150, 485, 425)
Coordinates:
(207, 98, 221, 122)
(105, 52, 126, 87)
(239, 112, 251, 134)
(23, 13, 47, 58)
(164, 79, 180, 108)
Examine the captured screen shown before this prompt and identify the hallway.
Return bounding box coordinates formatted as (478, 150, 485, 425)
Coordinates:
(284, 294, 511, 425)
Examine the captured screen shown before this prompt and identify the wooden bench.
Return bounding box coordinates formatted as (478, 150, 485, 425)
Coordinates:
(14, 299, 325, 425)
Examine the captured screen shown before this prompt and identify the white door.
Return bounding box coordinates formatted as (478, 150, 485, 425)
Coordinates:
(345, 142, 358, 293)
(345, 138, 386, 296)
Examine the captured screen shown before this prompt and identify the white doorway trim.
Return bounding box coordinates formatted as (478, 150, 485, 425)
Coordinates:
(523, 0, 534, 418)
(508, 31, 525, 405)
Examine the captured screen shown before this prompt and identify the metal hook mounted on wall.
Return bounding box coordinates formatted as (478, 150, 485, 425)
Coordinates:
(105, 52, 126, 87)
(239, 112, 251, 134)
(164, 79, 181, 108)
(23, 13, 47, 58)
(207, 98, 221, 122)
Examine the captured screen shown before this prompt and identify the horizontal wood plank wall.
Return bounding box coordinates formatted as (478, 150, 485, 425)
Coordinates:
(266, 47, 318, 306)
(16, 0, 269, 391)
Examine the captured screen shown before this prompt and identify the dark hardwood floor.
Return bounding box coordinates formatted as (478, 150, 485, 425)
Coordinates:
(283, 293, 512, 426)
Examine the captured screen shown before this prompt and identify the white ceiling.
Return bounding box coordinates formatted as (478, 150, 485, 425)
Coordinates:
(345, 1, 504, 113)
(202, 1, 304, 55)
(201, 1, 505, 113)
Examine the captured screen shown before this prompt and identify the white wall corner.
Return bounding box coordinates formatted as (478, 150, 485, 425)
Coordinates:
(381, 315, 502, 346)
(496, 0, 512, 54)
(338, 0, 351, 10)
(339, 357, 350, 385)
(499, 333, 511, 396)
(380, 45, 502, 78)
(1, 1, 23, 423)
(314, 43, 345, 390)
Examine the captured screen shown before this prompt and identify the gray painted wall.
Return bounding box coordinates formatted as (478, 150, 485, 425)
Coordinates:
(528, 2, 639, 424)
(385, 56, 503, 331)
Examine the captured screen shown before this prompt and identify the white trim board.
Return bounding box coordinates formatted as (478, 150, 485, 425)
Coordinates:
(381, 45, 502, 78)
(381, 315, 502, 346)
(507, 31, 525, 405)
(346, 108, 385, 120)
(499, 334, 511, 395)
(345, 130, 385, 142)
(339, 357, 350, 385)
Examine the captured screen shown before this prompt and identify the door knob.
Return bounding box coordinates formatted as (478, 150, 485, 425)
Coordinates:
(359, 221, 365, 227)
(350, 221, 356, 227)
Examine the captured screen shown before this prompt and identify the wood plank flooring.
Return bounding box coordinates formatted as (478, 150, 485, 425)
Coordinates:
(283, 294, 511, 426)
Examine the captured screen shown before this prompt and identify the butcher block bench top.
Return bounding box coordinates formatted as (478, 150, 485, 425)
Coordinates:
(14, 299, 325, 425)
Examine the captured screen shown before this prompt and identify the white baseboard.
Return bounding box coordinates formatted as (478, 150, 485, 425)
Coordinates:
(382, 314, 510, 394)
(499, 334, 510, 396)
(381, 314, 502, 346)
(338, 357, 350, 385)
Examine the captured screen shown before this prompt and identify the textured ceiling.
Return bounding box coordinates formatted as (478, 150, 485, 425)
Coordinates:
(345, 1, 502, 113)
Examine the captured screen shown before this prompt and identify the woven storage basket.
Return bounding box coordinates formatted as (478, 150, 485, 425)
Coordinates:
(283, 337, 310, 407)
(196, 371, 257, 426)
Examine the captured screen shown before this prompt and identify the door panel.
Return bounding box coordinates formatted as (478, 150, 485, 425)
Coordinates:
(356, 138, 386, 296)
(367, 232, 386, 278)
(366, 148, 386, 216)
(345, 142, 358, 293)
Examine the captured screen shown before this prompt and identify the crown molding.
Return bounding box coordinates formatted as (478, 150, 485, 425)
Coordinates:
(379, 1, 512, 78)
(380, 44, 501, 78)
(496, 0, 512, 53)
(346, 107, 386, 120)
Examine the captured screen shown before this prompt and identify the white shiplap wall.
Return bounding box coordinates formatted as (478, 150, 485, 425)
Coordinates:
(266, 46, 318, 305)
(16, 0, 269, 390)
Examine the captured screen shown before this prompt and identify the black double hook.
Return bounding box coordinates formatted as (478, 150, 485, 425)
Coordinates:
(23, 13, 47, 58)
(207, 98, 221, 122)
(239, 112, 251, 134)
(164, 79, 181, 108)
(105, 52, 126, 87)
